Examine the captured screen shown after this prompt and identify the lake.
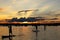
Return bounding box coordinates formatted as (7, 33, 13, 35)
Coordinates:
(0, 26, 60, 40)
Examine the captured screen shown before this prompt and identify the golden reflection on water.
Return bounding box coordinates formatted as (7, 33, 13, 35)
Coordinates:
(0, 26, 60, 40)
(0, 26, 9, 36)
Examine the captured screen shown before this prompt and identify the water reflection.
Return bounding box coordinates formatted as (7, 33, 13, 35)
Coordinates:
(0, 26, 60, 40)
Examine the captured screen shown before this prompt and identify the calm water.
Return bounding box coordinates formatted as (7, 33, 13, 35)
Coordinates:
(0, 26, 60, 40)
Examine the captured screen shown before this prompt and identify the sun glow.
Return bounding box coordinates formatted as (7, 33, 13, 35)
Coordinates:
(22, 22, 28, 23)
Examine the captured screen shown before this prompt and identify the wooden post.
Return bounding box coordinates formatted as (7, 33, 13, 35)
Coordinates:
(44, 25, 46, 31)
(8, 25, 12, 40)
(36, 26, 38, 31)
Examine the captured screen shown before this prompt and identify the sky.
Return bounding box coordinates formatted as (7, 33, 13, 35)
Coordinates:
(0, 0, 60, 19)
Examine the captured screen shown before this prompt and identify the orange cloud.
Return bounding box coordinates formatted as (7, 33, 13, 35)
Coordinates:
(0, 8, 3, 10)
(0, 6, 12, 12)
(0, 15, 8, 19)
(0, 8, 4, 12)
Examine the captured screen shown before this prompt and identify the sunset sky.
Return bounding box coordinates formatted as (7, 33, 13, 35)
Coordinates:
(0, 0, 60, 19)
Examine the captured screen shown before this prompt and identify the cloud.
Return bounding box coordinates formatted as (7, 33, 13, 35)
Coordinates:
(39, 5, 52, 13)
(0, 8, 4, 12)
(0, 6, 18, 19)
(25, 11, 33, 18)
(0, 15, 9, 19)
(15, 4, 52, 18)
(0, 0, 60, 19)
(0, 11, 17, 19)
(0, 6, 16, 15)
(12, 0, 17, 4)
(0, 6, 12, 12)
(28, 5, 52, 17)
(11, 0, 45, 11)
